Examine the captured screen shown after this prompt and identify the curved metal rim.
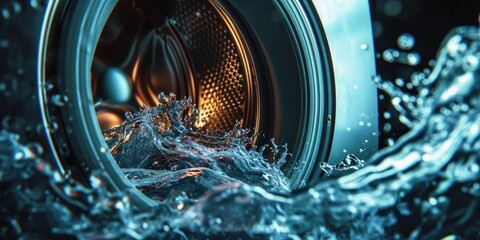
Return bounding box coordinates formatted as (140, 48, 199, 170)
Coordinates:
(273, 0, 334, 188)
(40, 0, 156, 208)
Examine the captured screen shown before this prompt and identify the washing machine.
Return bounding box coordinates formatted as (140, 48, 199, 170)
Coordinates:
(0, 0, 378, 227)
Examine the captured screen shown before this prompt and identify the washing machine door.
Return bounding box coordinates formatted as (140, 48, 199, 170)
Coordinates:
(9, 0, 378, 209)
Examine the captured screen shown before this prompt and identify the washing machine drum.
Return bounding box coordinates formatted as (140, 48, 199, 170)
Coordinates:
(8, 0, 378, 208)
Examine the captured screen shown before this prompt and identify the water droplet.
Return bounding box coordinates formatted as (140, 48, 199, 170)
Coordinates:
(51, 94, 68, 107)
(397, 33, 415, 50)
(383, 49, 421, 66)
(0, 39, 9, 48)
(162, 225, 170, 232)
(30, 0, 41, 9)
(463, 54, 480, 71)
(383, 112, 391, 119)
(100, 147, 107, 153)
(48, 121, 59, 132)
(382, 49, 399, 63)
(383, 0, 402, 17)
(26, 142, 44, 155)
(383, 123, 392, 132)
(407, 52, 421, 66)
(2, 8, 11, 19)
(360, 43, 368, 51)
(11, 2, 22, 14)
(359, 121, 365, 126)
(395, 78, 405, 87)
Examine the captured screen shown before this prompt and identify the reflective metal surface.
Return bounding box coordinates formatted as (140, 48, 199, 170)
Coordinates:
(312, 0, 378, 176)
(92, 0, 260, 132)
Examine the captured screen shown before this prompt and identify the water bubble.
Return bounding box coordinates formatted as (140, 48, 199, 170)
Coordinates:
(462, 54, 480, 71)
(49, 121, 59, 132)
(446, 35, 463, 56)
(383, 0, 402, 17)
(383, 112, 391, 119)
(383, 123, 392, 132)
(11, 2, 22, 14)
(382, 49, 399, 62)
(395, 78, 405, 87)
(407, 52, 421, 66)
(30, 0, 41, 9)
(383, 49, 421, 66)
(358, 121, 365, 126)
(26, 142, 44, 155)
(397, 33, 415, 50)
(51, 94, 68, 107)
(2, 8, 11, 19)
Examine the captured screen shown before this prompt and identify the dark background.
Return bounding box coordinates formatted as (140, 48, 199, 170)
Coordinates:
(369, 0, 479, 148)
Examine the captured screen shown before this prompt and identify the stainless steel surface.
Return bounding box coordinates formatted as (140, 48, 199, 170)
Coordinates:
(313, 0, 379, 169)
(92, 0, 259, 132)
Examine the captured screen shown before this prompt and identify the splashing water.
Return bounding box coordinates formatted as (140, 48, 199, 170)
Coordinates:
(1, 26, 480, 239)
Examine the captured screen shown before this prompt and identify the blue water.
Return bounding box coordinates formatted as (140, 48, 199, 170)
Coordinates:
(0, 26, 479, 239)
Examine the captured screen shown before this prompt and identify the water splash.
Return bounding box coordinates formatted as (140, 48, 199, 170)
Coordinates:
(103, 92, 291, 194)
(1, 26, 480, 239)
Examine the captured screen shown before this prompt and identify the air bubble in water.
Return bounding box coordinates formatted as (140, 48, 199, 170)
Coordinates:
(397, 33, 415, 50)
